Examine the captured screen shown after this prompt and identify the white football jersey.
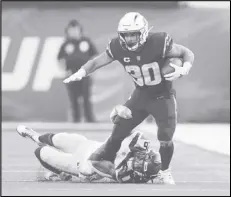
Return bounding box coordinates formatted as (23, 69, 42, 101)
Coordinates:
(76, 130, 148, 178)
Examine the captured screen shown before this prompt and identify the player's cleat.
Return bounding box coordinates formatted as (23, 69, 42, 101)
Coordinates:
(152, 168, 176, 185)
(16, 125, 43, 146)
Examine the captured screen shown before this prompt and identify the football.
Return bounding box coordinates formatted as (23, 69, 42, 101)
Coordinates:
(161, 58, 183, 76)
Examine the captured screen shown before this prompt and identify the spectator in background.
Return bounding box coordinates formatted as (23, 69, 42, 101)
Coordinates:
(57, 19, 97, 122)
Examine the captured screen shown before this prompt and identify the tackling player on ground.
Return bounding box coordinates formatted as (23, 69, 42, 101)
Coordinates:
(64, 12, 195, 184)
(16, 105, 161, 183)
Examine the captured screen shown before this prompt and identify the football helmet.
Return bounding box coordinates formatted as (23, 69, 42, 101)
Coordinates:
(117, 12, 151, 51)
(115, 132, 161, 183)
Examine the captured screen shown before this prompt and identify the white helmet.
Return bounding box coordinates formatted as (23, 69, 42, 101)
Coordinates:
(117, 12, 150, 51)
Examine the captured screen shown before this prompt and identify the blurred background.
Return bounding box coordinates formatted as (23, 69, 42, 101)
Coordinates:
(2, 1, 230, 123)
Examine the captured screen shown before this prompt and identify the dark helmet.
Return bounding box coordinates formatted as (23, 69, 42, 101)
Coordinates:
(131, 149, 161, 183)
(115, 131, 161, 183)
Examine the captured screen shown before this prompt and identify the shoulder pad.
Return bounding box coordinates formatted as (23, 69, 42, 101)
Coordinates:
(148, 32, 173, 58)
(106, 37, 119, 59)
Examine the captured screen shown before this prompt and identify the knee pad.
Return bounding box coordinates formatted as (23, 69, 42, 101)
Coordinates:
(113, 115, 128, 126)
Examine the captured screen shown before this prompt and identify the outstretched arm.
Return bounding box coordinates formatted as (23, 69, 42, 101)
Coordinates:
(83, 51, 114, 75)
(63, 51, 114, 83)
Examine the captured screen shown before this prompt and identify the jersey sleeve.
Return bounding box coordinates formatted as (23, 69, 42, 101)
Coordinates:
(162, 32, 173, 58)
(105, 38, 117, 60)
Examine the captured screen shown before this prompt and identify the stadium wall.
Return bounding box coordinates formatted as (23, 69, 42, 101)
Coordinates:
(2, 2, 230, 122)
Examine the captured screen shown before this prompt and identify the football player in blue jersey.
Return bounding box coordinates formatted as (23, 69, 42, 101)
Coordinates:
(64, 12, 194, 184)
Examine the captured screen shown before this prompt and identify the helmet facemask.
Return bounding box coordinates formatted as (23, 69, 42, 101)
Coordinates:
(118, 27, 148, 51)
(127, 149, 161, 183)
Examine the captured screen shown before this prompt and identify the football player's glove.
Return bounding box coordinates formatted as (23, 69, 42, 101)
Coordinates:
(164, 62, 192, 81)
(63, 68, 86, 83)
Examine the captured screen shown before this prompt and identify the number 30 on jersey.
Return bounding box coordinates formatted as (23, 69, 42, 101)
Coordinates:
(125, 62, 162, 86)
